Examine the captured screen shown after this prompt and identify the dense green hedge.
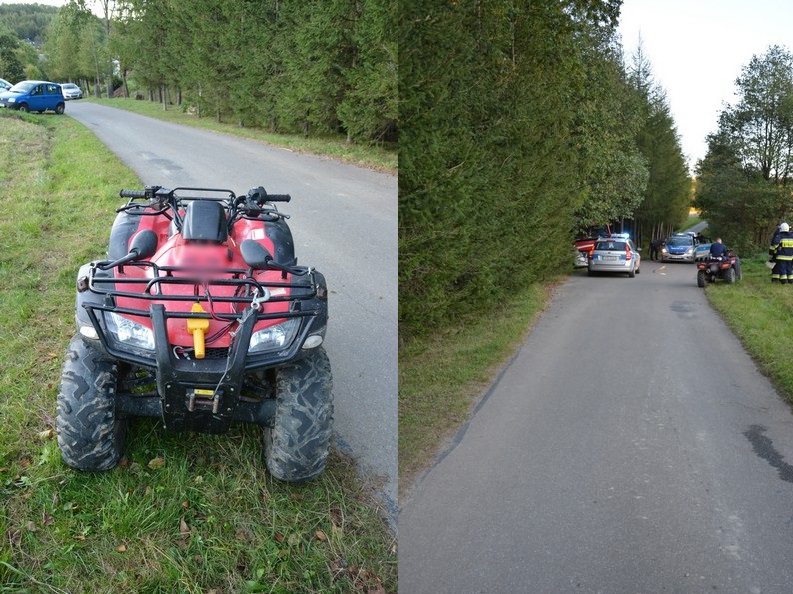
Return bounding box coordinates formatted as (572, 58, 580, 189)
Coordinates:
(399, 0, 691, 338)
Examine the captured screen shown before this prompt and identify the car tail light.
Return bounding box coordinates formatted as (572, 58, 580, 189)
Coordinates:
(625, 244, 632, 261)
(588, 246, 595, 260)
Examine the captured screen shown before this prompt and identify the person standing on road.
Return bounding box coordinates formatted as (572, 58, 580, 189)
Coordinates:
(650, 238, 659, 261)
(770, 222, 793, 283)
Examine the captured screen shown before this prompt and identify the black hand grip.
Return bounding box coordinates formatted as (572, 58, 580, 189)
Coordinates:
(266, 194, 291, 202)
(120, 189, 147, 199)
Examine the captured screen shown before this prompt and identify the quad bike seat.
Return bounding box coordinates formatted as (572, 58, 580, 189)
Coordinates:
(182, 200, 228, 243)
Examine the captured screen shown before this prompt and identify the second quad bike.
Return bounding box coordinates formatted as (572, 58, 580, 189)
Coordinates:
(56, 185, 332, 482)
(696, 252, 742, 287)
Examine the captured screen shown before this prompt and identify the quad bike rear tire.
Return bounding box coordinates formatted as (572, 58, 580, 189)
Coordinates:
(697, 270, 706, 288)
(264, 347, 333, 482)
(56, 336, 127, 471)
(724, 267, 736, 284)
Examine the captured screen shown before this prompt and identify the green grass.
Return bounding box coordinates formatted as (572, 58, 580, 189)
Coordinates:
(704, 256, 793, 399)
(398, 283, 552, 496)
(84, 97, 397, 173)
(0, 111, 396, 594)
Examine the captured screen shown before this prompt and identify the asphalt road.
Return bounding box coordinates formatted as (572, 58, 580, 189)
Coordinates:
(66, 102, 397, 522)
(400, 259, 793, 592)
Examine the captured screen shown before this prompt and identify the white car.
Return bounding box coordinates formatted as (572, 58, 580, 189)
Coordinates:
(60, 83, 83, 100)
(587, 233, 641, 278)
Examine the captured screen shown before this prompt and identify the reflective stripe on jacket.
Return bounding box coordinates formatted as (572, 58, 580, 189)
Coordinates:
(771, 232, 793, 261)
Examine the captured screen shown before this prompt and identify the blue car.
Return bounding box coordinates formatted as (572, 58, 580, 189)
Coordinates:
(660, 233, 696, 263)
(0, 80, 66, 114)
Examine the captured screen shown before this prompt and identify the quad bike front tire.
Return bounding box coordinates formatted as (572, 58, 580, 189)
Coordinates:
(697, 270, 706, 287)
(264, 347, 333, 482)
(56, 336, 127, 471)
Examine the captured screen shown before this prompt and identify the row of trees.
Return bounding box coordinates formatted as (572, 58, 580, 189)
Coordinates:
(41, 0, 396, 143)
(399, 0, 691, 337)
(696, 45, 793, 253)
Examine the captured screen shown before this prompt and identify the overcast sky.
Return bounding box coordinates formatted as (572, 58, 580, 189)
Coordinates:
(618, 0, 793, 173)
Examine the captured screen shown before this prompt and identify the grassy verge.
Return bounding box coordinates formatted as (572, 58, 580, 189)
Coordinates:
(83, 97, 397, 173)
(0, 111, 396, 594)
(704, 256, 793, 400)
(398, 283, 553, 497)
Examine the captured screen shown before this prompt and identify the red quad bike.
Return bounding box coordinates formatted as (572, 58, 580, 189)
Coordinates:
(56, 185, 332, 482)
(696, 252, 742, 287)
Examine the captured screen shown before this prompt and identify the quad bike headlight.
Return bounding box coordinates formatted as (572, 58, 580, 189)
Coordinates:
(249, 319, 299, 354)
(106, 312, 155, 351)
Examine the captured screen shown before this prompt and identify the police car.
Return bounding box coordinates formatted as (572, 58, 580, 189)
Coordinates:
(660, 233, 696, 263)
(587, 233, 641, 278)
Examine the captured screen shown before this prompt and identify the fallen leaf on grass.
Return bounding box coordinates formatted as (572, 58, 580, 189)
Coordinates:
(37, 428, 55, 440)
(179, 517, 190, 538)
(274, 533, 285, 543)
(74, 534, 86, 541)
(314, 530, 327, 542)
(148, 457, 165, 470)
(25, 521, 37, 532)
(42, 512, 55, 526)
(116, 545, 127, 553)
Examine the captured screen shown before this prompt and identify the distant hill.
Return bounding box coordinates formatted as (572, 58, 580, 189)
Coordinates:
(0, 3, 58, 45)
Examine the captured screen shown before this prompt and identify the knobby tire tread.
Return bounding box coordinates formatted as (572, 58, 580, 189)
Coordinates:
(264, 347, 333, 482)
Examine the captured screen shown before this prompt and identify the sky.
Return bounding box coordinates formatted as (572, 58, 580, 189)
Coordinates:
(618, 0, 793, 173)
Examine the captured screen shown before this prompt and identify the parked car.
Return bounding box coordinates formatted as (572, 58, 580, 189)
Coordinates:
(694, 236, 712, 261)
(0, 80, 65, 114)
(0, 78, 11, 91)
(587, 233, 641, 277)
(573, 225, 611, 268)
(60, 82, 83, 100)
(660, 233, 696, 263)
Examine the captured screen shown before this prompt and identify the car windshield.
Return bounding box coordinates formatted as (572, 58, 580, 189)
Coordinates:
(668, 236, 692, 247)
(595, 241, 627, 251)
(63, 84, 77, 89)
(8, 81, 35, 94)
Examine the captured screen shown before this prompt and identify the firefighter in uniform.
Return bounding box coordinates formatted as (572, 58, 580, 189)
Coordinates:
(770, 222, 793, 283)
